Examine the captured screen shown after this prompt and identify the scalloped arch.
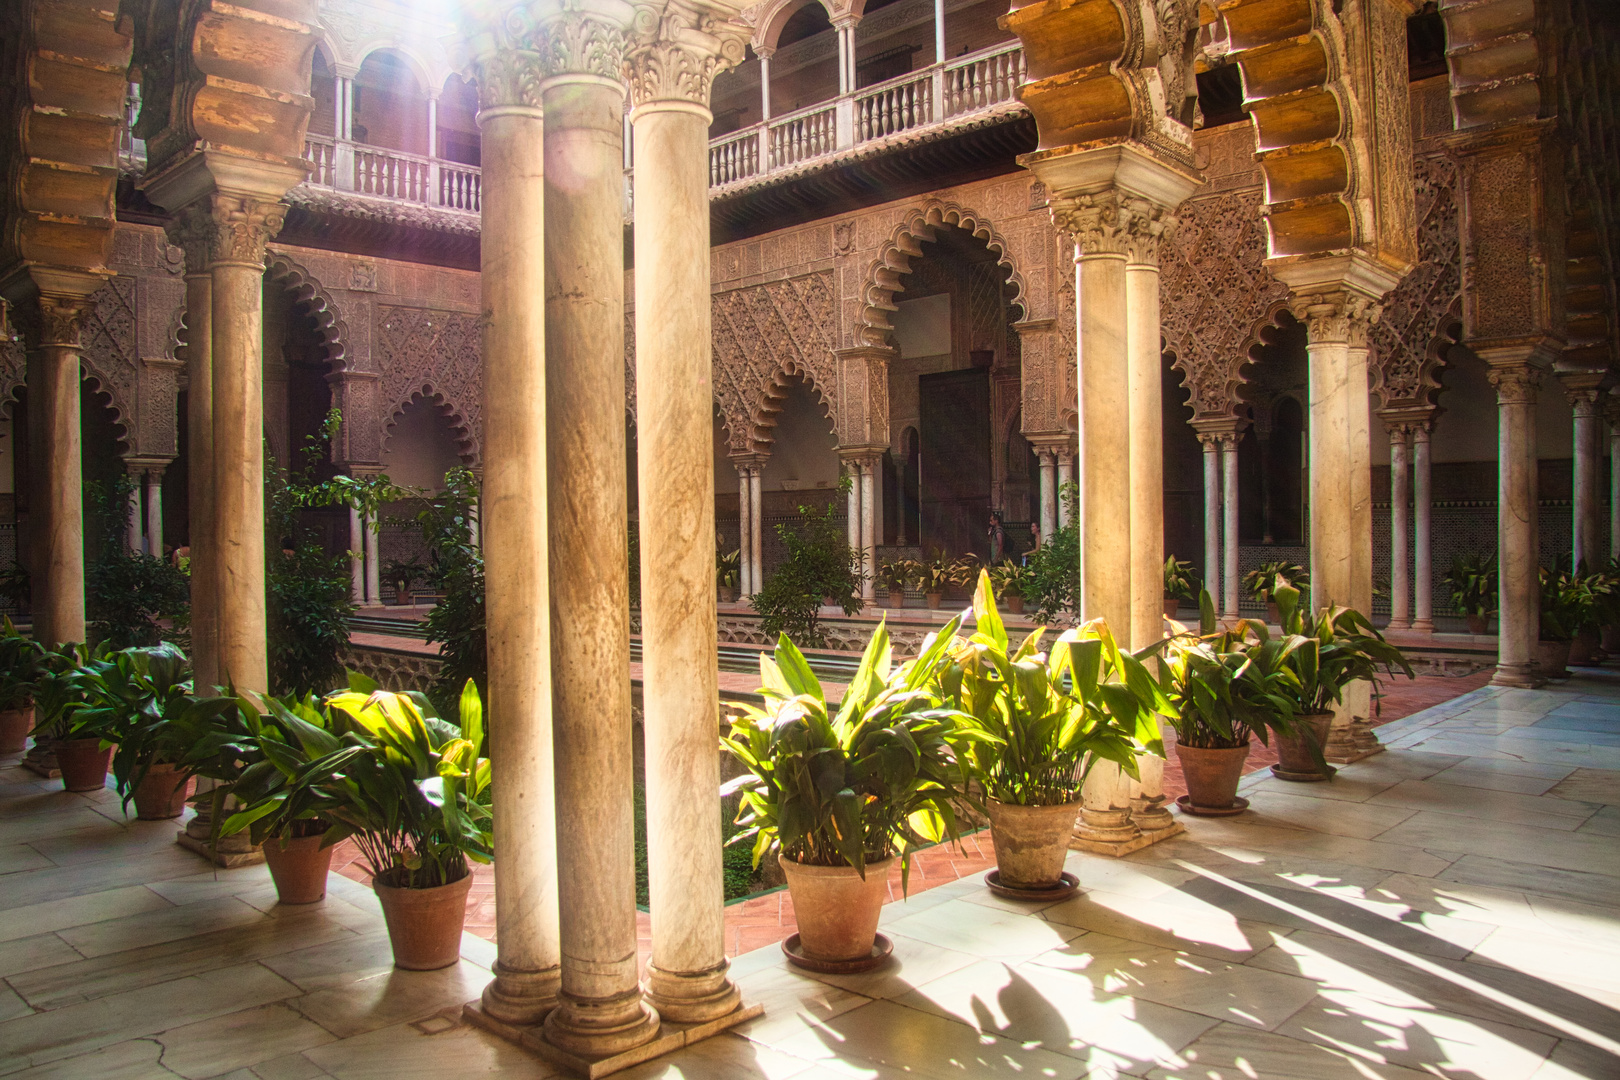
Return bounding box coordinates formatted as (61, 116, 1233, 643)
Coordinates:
(383, 386, 478, 465)
(1373, 294, 1461, 411)
(1168, 297, 1295, 422)
(858, 202, 1028, 347)
(265, 254, 350, 372)
(747, 360, 837, 454)
(78, 372, 131, 452)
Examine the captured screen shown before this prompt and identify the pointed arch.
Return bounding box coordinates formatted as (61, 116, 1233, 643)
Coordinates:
(748, 360, 837, 455)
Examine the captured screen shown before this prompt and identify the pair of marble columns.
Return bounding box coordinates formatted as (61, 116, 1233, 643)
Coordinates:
(346, 506, 383, 606)
(1032, 148, 1200, 855)
(1384, 420, 1436, 632)
(841, 451, 880, 602)
(1031, 442, 1075, 541)
(733, 460, 764, 596)
(122, 463, 167, 558)
(1195, 430, 1242, 622)
(470, 2, 750, 1064)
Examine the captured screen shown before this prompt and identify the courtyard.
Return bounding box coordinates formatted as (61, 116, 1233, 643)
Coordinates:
(1, 675, 1615, 1080)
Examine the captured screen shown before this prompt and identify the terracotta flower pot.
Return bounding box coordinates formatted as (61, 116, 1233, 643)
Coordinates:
(1163, 598, 1181, 620)
(1466, 615, 1490, 636)
(132, 762, 194, 820)
(1174, 741, 1250, 811)
(57, 739, 114, 792)
(394, 589, 413, 606)
(717, 585, 736, 604)
(1006, 594, 1025, 615)
(264, 834, 336, 904)
(1603, 624, 1620, 653)
(887, 587, 905, 608)
(1570, 630, 1599, 666)
(984, 799, 1078, 890)
(0, 704, 33, 755)
(1536, 638, 1571, 678)
(374, 871, 473, 970)
(1273, 712, 1335, 780)
(925, 592, 943, 610)
(779, 853, 895, 963)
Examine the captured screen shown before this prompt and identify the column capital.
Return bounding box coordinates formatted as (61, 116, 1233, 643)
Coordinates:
(730, 452, 767, 473)
(1189, 415, 1247, 447)
(1376, 405, 1438, 438)
(1048, 191, 1181, 264)
(1485, 362, 1543, 405)
(1285, 288, 1384, 348)
(462, 1, 636, 109)
(625, 1, 749, 111)
(203, 193, 287, 269)
(32, 293, 97, 349)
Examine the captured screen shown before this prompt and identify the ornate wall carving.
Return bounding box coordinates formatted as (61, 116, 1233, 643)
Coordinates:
(376, 305, 483, 454)
(1370, 153, 1462, 409)
(711, 272, 838, 454)
(78, 275, 139, 440)
(1160, 188, 1290, 419)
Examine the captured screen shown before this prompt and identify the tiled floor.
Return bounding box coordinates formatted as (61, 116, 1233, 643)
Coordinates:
(1, 673, 1617, 1079)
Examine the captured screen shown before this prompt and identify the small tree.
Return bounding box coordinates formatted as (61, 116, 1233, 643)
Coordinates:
(85, 476, 190, 649)
(416, 467, 486, 716)
(750, 490, 860, 647)
(1023, 482, 1080, 623)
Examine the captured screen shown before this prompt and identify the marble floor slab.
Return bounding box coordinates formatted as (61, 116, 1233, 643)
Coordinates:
(1, 675, 1617, 1080)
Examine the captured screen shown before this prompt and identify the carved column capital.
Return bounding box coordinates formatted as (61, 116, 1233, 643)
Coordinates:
(34, 294, 96, 348)
(1050, 191, 1181, 264)
(625, 1, 748, 110)
(1286, 289, 1384, 348)
(205, 194, 286, 268)
(163, 203, 218, 277)
(1486, 363, 1543, 405)
(472, 49, 547, 110)
(1565, 386, 1605, 416)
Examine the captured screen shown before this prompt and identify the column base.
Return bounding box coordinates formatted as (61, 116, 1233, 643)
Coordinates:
(1491, 663, 1546, 689)
(20, 740, 61, 779)
(176, 828, 264, 867)
(1410, 619, 1435, 633)
(543, 989, 660, 1058)
(643, 960, 742, 1024)
(1071, 821, 1183, 857)
(465, 996, 762, 1080)
(1128, 794, 1179, 834)
(1324, 720, 1385, 766)
(480, 962, 561, 1025)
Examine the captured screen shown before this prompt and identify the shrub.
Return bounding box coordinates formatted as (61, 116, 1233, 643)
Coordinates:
(85, 477, 190, 649)
(1023, 482, 1080, 622)
(750, 495, 860, 647)
(416, 468, 486, 714)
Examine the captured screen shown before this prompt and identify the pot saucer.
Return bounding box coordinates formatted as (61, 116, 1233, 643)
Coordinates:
(782, 932, 893, 974)
(1271, 764, 1336, 782)
(1175, 794, 1249, 817)
(983, 869, 1078, 902)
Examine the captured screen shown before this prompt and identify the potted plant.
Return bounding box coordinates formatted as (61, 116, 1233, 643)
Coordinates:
(1569, 569, 1610, 665)
(77, 642, 227, 820)
(1537, 568, 1590, 678)
(947, 572, 1163, 897)
(722, 619, 969, 969)
(879, 559, 921, 608)
(226, 679, 491, 968)
(0, 619, 45, 754)
(216, 690, 366, 905)
(1163, 556, 1199, 620)
(1267, 581, 1412, 781)
(1161, 594, 1297, 813)
(1242, 561, 1308, 623)
(987, 561, 1031, 615)
(920, 551, 971, 610)
(30, 645, 126, 793)
(383, 558, 425, 606)
(1443, 553, 1498, 636)
(717, 548, 741, 603)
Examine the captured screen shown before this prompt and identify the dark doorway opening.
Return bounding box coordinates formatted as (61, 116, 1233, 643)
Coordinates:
(918, 368, 990, 558)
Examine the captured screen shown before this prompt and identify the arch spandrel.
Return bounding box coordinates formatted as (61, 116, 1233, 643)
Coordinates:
(711, 272, 838, 456)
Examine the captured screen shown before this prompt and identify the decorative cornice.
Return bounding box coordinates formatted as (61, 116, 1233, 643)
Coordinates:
(625, 2, 749, 109)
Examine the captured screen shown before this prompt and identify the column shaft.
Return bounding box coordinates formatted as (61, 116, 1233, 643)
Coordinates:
(1412, 427, 1434, 631)
(1307, 337, 1355, 610)
(127, 481, 145, 553)
(633, 98, 741, 1024)
(1490, 364, 1542, 686)
(1570, 391, 1601, 571)
(1389, 430, 1410, 629)
(1221, 438, 1240, 621)
(34, 336, 85, 646)
(1037, 448, 1056, 542)
(145, 469, 164, 557)
(477, 105, 561, 1025)
(1056, 450, 1074, 528)
(1125, 261, 1162, 650)
(542, 76, 656, 1055)
(364, 514, 381, 606)
(845, 462, 860, 552)
(211, 257, 269, 692)
(1201, 438, 1220, 606)
(737, 465, 752, 595)
(860, 459, 876, 601)
(348, 505, 365, 604)
(1076, 252, 1129, 633)
(182, 265, 218, 686)
(749, 467, 763, 591)
(759, 55, 771, 122)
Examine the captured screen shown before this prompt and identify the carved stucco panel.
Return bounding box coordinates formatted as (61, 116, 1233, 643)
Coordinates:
(137, 358, 182, 459)
(1370, 153, 1461, 409)
(711, 271, 838, 455)
(79, 275, 140, 444)
(376, 305, 483, 458)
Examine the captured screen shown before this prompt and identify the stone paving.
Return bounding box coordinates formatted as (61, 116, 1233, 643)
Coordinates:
(0, 672, 1616, 1078)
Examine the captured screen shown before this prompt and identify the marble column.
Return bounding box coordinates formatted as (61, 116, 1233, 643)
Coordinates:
(1412, 423, 1435, 631)
(736, 463, 753, 595)
(472, 64, 561, 1026)
(348, 505, 365, 604)
(1567, 383, 1603, 572)
(209, 194, 286, 694)
(28, 294, 91, 646)
(541, 48, 657, 1058)
(168, 209, 219, 687)
(1486, 358, 1545, 686)
(1610, 403, 1620, 563)
(145, 467, 164, 557)
(629, 13, 748, 1022)
(859, 456, 876, 601)
(1055, 447, 1075, 528)
(364, 512, 381, 606)
(1036, 447, 1057, 542)
(758, 49, 773, 122)
(749, 465, 763, 591)
(1221, 435, 1240, 622)
(844, 457, 861, 552)
(126, 479, 145, 553)
(1388, 426, 1411, 629)
(1199, 435, 1220, 606)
